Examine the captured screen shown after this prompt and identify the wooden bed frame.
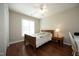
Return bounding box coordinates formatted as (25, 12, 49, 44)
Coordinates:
(24, 30, 54, 48)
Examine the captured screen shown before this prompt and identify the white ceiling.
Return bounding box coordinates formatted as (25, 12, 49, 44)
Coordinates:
(8, 3, 79, 19)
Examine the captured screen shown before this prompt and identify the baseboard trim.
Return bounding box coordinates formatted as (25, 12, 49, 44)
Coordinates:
(9, 40, 24, 45)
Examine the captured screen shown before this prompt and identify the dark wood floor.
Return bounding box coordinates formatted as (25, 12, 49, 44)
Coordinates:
(6, 41, 72, 56)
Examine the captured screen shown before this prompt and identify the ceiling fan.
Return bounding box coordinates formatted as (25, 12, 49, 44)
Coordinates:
(39, 4, 47, 13)
(29, 4, 47, 18)
(30, 4, 47, 15)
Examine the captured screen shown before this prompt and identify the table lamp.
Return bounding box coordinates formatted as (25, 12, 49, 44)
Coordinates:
(55, 28, 60, 37)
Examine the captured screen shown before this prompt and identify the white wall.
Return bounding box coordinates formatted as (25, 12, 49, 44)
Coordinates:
(0, 3, 9, 55)
(41, 6, 79, 45)
(9, 10, 40, 44)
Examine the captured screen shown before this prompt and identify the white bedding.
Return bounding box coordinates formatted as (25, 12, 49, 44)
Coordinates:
(33, 32, 52, 48)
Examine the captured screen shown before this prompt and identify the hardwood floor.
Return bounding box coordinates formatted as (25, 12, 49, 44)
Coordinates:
(6, 41, 72, 56)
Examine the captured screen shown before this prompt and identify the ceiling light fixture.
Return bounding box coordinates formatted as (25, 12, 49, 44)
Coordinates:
(39, 4, 47, 14)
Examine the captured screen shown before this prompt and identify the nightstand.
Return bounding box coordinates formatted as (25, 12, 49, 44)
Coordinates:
(53, 36, 64, 46)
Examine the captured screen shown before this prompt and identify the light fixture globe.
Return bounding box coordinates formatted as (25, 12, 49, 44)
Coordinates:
(39, 4, 47, 14)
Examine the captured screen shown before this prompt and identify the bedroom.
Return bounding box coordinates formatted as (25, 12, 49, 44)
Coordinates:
(0, 3, 79, 56)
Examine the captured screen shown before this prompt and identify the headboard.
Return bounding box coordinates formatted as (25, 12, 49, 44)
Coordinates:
(41, 30, 54, 38)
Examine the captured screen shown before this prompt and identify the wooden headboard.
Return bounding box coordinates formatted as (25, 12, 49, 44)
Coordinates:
(41, 30, 54, 38)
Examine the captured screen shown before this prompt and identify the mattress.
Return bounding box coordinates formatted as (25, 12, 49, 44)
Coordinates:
(34, 32, 52, 48)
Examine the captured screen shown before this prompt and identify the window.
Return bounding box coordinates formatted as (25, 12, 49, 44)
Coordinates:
(22, 19, 35, 36)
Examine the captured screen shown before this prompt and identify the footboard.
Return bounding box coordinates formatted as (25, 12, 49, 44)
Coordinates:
(24, 34, 36, 48)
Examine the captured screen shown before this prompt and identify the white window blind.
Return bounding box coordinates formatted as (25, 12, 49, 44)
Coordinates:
(22, 19, 35, 36)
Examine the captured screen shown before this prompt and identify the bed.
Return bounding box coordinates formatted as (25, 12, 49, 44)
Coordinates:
(24, 30, 54, 48)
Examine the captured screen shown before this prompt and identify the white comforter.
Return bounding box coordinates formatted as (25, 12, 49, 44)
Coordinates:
(33, 32, 52, 48)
